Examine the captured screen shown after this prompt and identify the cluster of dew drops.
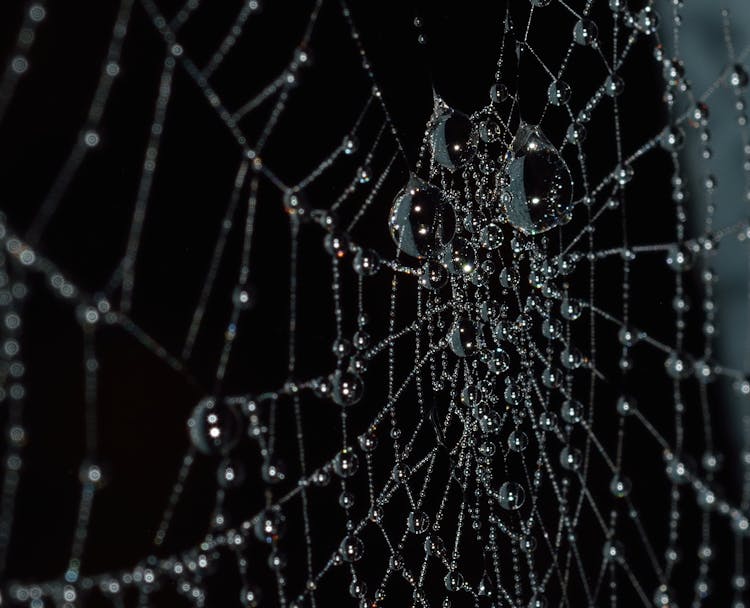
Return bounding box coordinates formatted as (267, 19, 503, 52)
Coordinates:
(178, 3, 748, 606)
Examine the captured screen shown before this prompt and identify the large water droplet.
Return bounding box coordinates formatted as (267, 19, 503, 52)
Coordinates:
(431, 109, 476, 170)
(505, 124, 573, 235)
(450, 317, 480, 357)
(497, 481, 525, 510)
(389, 176, 455, 259)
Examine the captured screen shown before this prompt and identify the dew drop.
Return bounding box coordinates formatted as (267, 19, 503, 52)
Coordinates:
(254, 509, 286, 544)
(442, 237, 476, 274)
(547, 80, 571, 105)
(333, 448, 359, 478)
(330, 370, 364, 406)
(508, 430, 528, 452)
(497, 481, 525, 510)
(505, 124, 573, 235)
(560, 446, 582, 470)
(573, 19, 598, 46)
(450, 317, 480, 357)
(188, 398, 242, 455)
(389, 176, 455, 259)
(430, 108, 476, 170)
(407, 510, 430, 534)
(419, 260, 448, 290)
(339, 535, 364, 562)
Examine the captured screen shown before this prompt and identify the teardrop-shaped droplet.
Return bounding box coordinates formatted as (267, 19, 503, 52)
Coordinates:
(431, 109, 476, 170)
(389, 176, 456, 259)
(505, 124, 573, 235)
(449, 317, 480, 357)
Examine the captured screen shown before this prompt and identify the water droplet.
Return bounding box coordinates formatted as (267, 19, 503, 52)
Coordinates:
(609, 475, 631, 497)
(450, 317, 480, 357)
(573, 19, 598, 46)
(357, 164, 371, 183)
(353, 248, 380, 276)
(358, 431, 378, 452)
(547, 80, 571, 105)
(339, 535, 364, 562)
(477, 572, 493, 596)
(444, 571, 464, 591)
(241, 585, 261, 607)
(490, 82, 509, 103)
(616, 395, 636, 416)
(430, 109, 476, 170)
(349, 579, 367, 598)
(508, 430, 528, 451)
(330, 370, 364, 406)
(333, 448, 359, 478)
(560, 446, 582, 470)
(188, 398, 242, 455)
(636, 8, 659, 35)
(324, 232, 350, 258)
(561, 297, 583, 320)
(389, 176, 455, 259)
(560, 399, 583, 424)
(261, 457, 287, 484)
(728, 63, 749, 88)
(505, 124, 573, 235)
(605, 74, 624, 97)
(665, 352, 691, 379)
(666, 244, 693, 271)
(442, 237, 476, 274)
(480, 223, 504, 249)
(424, 535, 445, 556)
(407, 510, 430, 534)
(343, 136, 358, 155)
(419, 260, 448, 290)
(614, 163, 633, 185)
(254, 508, 286, 544)
(566, 122, 586, 144)
(498, 481, 525, 510)
(217, 457, 246, 488)
(539, 411, 558, 431)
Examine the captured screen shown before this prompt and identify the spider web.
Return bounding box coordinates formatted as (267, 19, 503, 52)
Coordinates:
(0, 1, 748, 607)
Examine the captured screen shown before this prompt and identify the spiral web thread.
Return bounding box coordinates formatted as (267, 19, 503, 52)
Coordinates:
(0, 0, 749, 607)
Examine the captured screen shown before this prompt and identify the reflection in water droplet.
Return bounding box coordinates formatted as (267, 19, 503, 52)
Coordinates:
(505, 124, 573, 234)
